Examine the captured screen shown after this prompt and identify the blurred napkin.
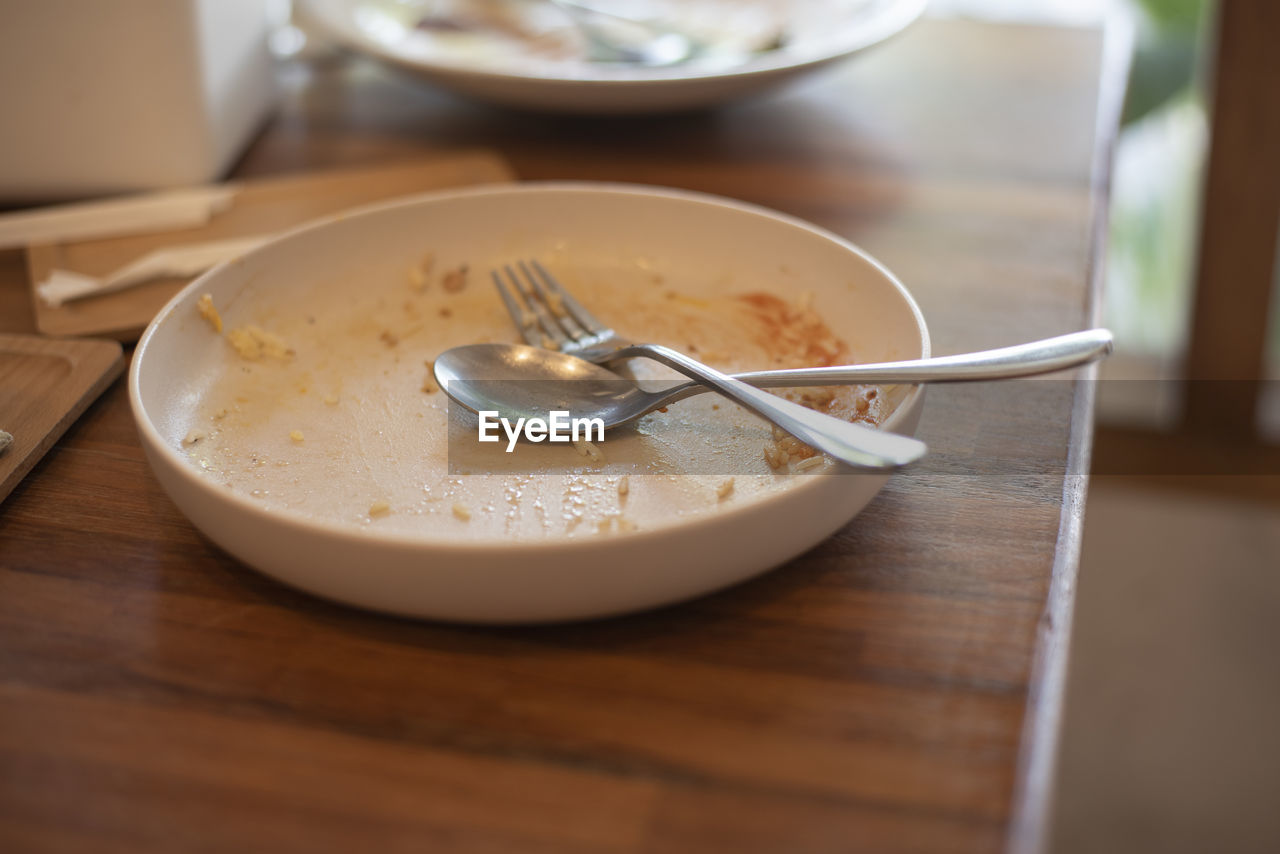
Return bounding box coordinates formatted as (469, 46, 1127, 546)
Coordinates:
(0, 186, 237, 251)
(36, 233, 271, 307)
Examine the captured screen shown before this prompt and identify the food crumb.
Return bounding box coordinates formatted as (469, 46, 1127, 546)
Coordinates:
(212, 408, 229, 420)
(182, 430, 205, 447)
(421, 360, 438, 394)
(369, 500, 391, 517)
(322, 393, 339, 406)
(765, 426, 816, 468)
(793, 456, 826, 473)
(573, 438, 603, 461)
(452, 502, 471, 521)
(408, 252, 434, 291)
(441, 264, 469, 293)
(197, 293, 222, 333)
(596, 517, 613, 534)
(616, 518, 637, 533)
(379, 329, 399, 348)
(226, 325, 293, 361)
(617, 476, 629, 498)
(289, 430, 304, 442)
(716, 478, 735, 500)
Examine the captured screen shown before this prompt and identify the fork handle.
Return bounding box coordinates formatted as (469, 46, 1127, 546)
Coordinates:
(652, 329, 1114, 406)
(612, 343, 927, 469)
(736, 329, 1113, 386)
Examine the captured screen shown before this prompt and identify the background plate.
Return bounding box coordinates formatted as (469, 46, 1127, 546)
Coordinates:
(299, 0, 927, 113)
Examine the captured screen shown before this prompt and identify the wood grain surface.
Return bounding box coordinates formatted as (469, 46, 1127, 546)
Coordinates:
(0, 334, 123, 503)
(0, 18, 1116, 854)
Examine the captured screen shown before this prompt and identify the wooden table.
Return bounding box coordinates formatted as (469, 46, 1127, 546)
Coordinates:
(0, 18, 1123, 853)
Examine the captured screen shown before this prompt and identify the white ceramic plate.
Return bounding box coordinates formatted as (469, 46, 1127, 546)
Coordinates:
(130, 183, 928, 622)
(298, 0, 926, 113)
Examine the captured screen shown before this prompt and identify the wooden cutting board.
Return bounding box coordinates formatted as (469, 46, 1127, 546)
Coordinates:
(26, 150, 515, 340)
(0, 334, 125, 504)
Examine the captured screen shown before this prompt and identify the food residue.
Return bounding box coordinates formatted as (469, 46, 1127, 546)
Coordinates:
(226, 326, 294, 361)
(441, 264, 469, 293)
(408, 252, 434, 291)
(793, 456, 826, 473)
(573, 438, 603, 462)
(197, 293, 222, 333)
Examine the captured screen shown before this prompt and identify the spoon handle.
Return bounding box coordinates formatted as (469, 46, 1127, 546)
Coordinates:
(651, 329, 1112, 407)
(613, 343, 927, 470)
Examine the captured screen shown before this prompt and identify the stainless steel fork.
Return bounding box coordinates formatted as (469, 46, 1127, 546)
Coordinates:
(491, 260, 927, 470)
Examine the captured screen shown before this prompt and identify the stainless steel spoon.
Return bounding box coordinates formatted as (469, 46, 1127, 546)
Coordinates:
(433, 329, 1111, 465)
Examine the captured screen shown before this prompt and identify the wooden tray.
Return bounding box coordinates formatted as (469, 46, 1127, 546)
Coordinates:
(26, 150, 514, 340)
(0, 334, 125, 504)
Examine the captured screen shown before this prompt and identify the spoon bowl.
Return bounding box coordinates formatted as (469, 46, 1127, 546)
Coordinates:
(434, 342, 648, 428)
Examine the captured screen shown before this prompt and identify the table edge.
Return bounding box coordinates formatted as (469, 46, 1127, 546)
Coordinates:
(1005, 16, 1135, 854)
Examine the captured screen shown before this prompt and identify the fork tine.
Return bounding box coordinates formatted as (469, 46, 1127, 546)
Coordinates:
(529, 260, 608, 335)
(496, 265, 569, 348)
(516, 260, 590, 342)
(491, 270, 542, 347)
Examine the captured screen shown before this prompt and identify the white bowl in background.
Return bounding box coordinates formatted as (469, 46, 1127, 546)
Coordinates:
(298, 0, 926, 113)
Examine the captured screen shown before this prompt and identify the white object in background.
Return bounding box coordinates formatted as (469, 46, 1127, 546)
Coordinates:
(298, 0, 927, 114)
(36, 234, 273, 307)
(0, 0, 277, 201)
(0, 186, 237, 252)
